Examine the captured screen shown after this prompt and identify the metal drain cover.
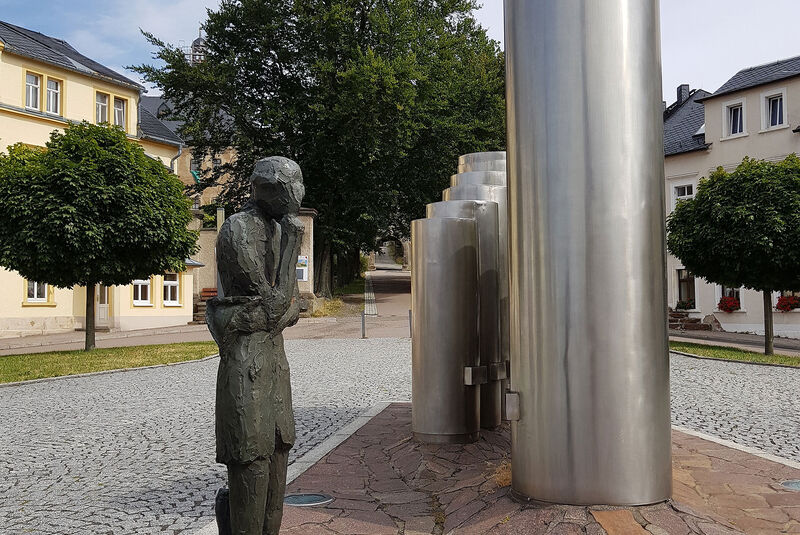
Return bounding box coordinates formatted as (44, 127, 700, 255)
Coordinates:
(284, 493, 334, 507)
(782, 480, 800, 491)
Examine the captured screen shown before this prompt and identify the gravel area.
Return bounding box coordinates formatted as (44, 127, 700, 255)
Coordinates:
(0, 338, 411, 535)
(1, 341, 798, 534)
(670, 352, 800, 462)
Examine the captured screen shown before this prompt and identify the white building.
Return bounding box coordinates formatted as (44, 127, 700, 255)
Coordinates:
(664, 55, 800, 337)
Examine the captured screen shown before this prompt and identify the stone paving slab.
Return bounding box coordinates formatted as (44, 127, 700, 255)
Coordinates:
(279, 403, 800, 535)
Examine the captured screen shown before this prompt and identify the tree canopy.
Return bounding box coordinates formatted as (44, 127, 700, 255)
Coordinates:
(666, 155, 800, 353)
(0, 122, 198, 349)
(131, 0, 506, 293)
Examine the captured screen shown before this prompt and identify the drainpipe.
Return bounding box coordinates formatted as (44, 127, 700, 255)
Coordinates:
(170, 143, 183, 174)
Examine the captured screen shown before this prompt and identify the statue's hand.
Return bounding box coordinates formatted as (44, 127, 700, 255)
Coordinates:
(280, 214, 304, 236)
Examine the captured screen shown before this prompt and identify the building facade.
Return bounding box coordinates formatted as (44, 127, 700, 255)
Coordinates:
(0, 20, 198, 338)
(664, 56, 800, 337)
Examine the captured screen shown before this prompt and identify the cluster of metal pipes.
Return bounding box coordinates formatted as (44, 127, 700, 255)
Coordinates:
(410, 0, 672, 507)
(411, 151, 510, 443)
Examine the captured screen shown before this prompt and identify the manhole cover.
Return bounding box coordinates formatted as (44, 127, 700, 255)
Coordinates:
(782, 480, 800, 491)
(284, 493, 334, 507)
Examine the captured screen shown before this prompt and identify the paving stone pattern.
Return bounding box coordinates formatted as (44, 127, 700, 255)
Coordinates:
(284, 403, 752, 535)
(1, 343, 798, 534)
(0, 338, 411, 535)
(670, 354, 800, 462)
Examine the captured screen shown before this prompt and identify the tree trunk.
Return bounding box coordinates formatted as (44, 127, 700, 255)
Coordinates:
(85, 284, 96, 351)
(314, 240, 333, 298)
(763, 290, 774, 355)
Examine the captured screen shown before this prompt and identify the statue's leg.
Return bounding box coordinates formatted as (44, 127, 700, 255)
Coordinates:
(262, 438, 291, 535)
(228, 459, 270, 535)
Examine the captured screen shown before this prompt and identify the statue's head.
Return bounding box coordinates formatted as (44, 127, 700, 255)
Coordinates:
(250, 156, 305, 217)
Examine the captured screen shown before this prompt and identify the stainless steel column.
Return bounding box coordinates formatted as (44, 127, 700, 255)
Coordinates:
(458, 152, 507, 173)
(443, 184, 511, 420)
(411, 217, 481, 443)
(504, 0, 671, 505)
(450, 171, 507, 188)
(427, 201, 502, 428)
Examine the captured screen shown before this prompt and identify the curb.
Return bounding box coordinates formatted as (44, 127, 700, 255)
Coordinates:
(0, 354, 220, 389)
(673, 425, 800, 470)
(193, 400, 398, 535)
(670, 349, 800, 370)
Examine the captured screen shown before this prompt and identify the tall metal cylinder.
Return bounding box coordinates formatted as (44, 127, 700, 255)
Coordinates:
(458, 152, 507, 173)
(443, 184, 511, 420)
(505, 0, 671, 505)
(427, 201, 502, 429)
(450, 171, 507, 188)
(411, 217, 481, 443)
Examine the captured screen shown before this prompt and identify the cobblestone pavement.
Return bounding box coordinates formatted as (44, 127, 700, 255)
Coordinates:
(0, 338, 411, 535)
(1, 343, 797, 534)
(670, 353, 800, 463)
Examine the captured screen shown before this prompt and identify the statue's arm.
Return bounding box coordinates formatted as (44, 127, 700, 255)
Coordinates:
(276, 215, 305, 291)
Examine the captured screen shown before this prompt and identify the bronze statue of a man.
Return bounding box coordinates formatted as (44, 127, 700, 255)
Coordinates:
(206, 156, 305, 535)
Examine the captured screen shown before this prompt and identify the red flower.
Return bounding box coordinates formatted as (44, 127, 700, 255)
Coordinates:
(718, 296, 741, 313)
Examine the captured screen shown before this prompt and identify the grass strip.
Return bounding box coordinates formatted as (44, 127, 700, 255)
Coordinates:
(0, 341, 219, 384)
(669, 341, 800, 368)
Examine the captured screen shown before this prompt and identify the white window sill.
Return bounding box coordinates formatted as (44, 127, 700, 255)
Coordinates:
(163, 303, 182, 308)
(759, 124, 790, 134)
(714, 309, 747, 314)
(133, 302, 154, 307)
(674, 309, 701, 313)
(720, 132, 748, 141)
(774, 308, 800, 313)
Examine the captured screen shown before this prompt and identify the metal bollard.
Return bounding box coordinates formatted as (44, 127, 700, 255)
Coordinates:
(361, 310, 366, 339)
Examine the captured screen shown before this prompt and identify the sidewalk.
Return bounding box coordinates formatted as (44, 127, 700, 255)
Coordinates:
(0, 270, 413, 356)
(278, 403, 800, 534)
(670, 329, 800, 357)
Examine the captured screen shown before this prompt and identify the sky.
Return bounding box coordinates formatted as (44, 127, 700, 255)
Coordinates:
(0, 1, 798, 104)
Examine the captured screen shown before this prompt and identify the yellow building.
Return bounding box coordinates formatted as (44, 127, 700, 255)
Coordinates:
(0, 20, 200, 338)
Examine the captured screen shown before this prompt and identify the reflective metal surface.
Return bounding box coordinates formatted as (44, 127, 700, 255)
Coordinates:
(505, 0, 671, 505)
(458, 151, 507, 173)
(427, 201, 502, 428)
(450, 171, 507, 188)
(443, 184, 511, 420)
(411, 217, 481, 443)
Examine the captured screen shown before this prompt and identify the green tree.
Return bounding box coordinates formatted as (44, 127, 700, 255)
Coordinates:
(0, 123, 198, 350)
(131, 0, 505, 296)
(667, 155, 800, 355)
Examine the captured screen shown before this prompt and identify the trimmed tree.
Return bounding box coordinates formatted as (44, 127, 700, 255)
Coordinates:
(0, 122, 198, 351)
(667, 155, 800, 355)
(130, 0, 506, 296)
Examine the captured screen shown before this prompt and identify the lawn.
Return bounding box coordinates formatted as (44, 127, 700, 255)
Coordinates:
(312, 277, 366, 318)
(669, 341, 800, 368)
(0, 341, 219, 384)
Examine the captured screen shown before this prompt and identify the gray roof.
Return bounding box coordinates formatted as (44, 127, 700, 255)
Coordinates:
(139, 107, 183, 147)
(700, 55, 800, 102)
(664, 89, 711, 157)
(0, 20, 142, 90)
(140, 96, 184, 137)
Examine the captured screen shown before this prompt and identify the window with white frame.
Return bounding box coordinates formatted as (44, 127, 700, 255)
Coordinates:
(721, 285, 741, 301)
(727, 103, 744, 136)
(113, 97, 127, 129)
(674, 184, 694, 208)
(133, 279, 151, 305)
(192, 196, 201, 210)
(163, 274, 180, 306)
(46, 79, 61, 115)
(677, 269, 696, 306)
(26, 280, 48, 302)
(761, 88, 787, 130)
(96, 93, 109, 123)
(25, 73, 40, 109)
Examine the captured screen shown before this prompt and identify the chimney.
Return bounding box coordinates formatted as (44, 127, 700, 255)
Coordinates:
(677, 84, 690, 105)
